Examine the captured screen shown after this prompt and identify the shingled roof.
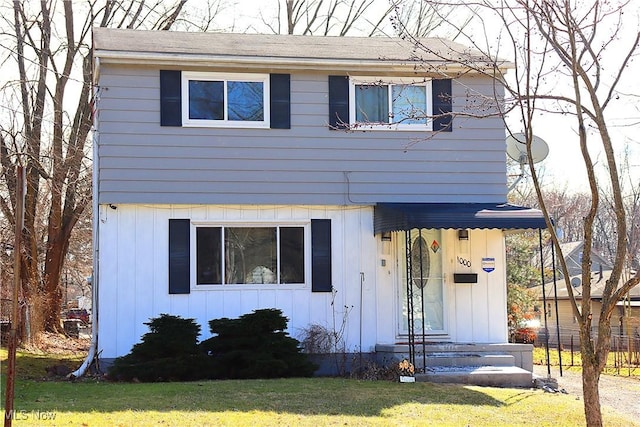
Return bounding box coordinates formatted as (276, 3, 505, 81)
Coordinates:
(93, 28, 506, 74)
(531, 268, 640, 300)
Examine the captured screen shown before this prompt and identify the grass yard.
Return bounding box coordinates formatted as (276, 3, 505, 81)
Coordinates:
(1, 348, 638, 426)
(3, 376, 637, 426)
(533, 346, 640, 377)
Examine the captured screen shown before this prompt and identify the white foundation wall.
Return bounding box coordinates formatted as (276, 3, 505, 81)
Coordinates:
(97, 204, 379, 359)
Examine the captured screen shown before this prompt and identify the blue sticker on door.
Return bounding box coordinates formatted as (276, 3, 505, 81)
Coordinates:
(482, 257, 495, 273)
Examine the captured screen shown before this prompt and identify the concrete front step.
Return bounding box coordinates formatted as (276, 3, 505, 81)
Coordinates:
(417, 353, 515, 367)
(415, 366, 533, 388)
(375, 343, 534, 372)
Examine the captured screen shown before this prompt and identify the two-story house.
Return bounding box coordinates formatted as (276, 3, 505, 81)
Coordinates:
(92, 28, 546, 383)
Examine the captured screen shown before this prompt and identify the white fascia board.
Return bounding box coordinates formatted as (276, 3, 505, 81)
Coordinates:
(93, 57, 100, 84)
(94, 50, 513, 75)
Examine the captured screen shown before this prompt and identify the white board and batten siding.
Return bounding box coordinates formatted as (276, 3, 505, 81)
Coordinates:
(447, 229, 509, 343)
(96, 64, 508, 206)
(97, 204, 379, 359)
(98, 204, 509, 359)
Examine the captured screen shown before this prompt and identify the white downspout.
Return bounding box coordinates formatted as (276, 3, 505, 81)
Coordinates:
(72, 60, 100, 378)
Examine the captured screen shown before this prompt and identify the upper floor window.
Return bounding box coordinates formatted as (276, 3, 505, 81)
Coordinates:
(181, 72, 270, 128)
(349, 77, 433, 130)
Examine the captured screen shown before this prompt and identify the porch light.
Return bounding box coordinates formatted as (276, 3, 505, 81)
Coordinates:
(457, 229, 469, 240)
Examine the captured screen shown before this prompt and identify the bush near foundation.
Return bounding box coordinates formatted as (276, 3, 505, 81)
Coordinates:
(108, 309, 315, 381)
(108, 314, 209, 382)
(200, 308, 317, 379)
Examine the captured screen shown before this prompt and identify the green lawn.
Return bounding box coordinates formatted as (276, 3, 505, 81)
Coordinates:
(533, 346, 640, 377)
(4, 377, 637, 426)
(1, 349, 637, 426)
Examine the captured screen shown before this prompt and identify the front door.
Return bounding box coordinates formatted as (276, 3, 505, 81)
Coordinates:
(398, 228, 445, 337)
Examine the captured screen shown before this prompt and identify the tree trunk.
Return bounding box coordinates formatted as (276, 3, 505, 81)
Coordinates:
(2, 1, 187, 340)
(42, 238, 66, 332)
(580, 327, 603, 427)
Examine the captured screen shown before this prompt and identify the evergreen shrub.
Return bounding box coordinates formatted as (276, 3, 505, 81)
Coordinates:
(108, 314, 208, 381)
(108, 309, 316, 381)
(200, 308, 317, 379)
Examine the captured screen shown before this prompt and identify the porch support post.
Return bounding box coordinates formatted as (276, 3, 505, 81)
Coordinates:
(418, 229, 427, 373)
(539, 229, 551, 376)
(551, 238, 563, 376)
(405, 230, 415, 367)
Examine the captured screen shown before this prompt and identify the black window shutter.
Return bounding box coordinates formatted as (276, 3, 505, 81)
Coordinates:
(270, 74, 291, 129)
(160, 70, 182, 126)
(169, 219, 190, 294)
(432, 79, 453, 132)
(311, 219, 332, 292)
(328, 76, 349, 129)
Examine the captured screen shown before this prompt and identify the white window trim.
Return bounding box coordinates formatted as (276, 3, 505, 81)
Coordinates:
(349, 76, 433, 131)
(181, 71, 271, 128)
(190, 221, 310, 290)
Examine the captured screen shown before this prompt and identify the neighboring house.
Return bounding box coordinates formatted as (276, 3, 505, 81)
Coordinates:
(535, 241, 612, 280)
(532, 242, 638, 347)
(92, 29, 546, 380)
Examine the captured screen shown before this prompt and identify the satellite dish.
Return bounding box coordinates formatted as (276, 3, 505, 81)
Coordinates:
(506, 133, 549, 164)
(570, 277, 581, 288)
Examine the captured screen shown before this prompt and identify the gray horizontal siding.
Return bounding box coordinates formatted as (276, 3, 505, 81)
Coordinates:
(96, 64, 508, 205)
(100, 157, 504, 174)
(99, 169, 502, 184)
(101, 189, 505, 205)
(99, 144, 505, 161)
(100, 180, 501, 194)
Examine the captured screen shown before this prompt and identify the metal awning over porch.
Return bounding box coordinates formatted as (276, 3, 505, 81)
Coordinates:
(374, 203, 548, 233)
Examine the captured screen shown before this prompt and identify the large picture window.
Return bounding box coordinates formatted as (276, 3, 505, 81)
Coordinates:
(182, 72, 270, 128)
(196, 225, 305, 285)
(349, 77, 433, 130)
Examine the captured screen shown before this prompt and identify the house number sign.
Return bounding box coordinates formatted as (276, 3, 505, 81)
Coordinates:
(457, 256, 471, 268)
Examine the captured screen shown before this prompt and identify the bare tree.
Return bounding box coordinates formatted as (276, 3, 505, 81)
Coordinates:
(525, 189, 594, 245)
(597, 148, 640, 269)
(0, 1, 188, 338)
(393, 1, 640, 425)
(173, 0, 233, 32)
(510, 126, 639, 268)
(248, 0, 394, 36)
(243, 0, 396, 36)
(392, 0, 474, 39)
(242, 0, 469, 37)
